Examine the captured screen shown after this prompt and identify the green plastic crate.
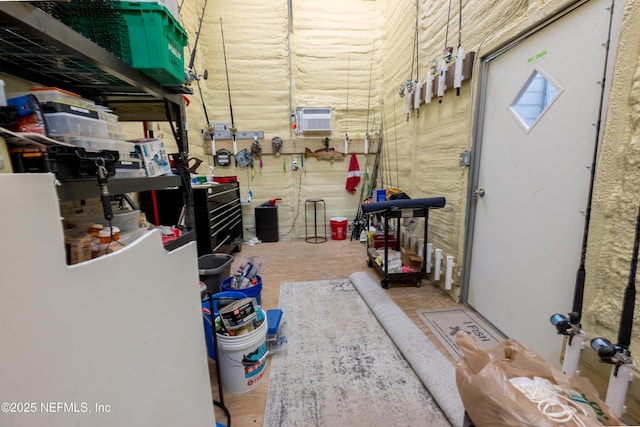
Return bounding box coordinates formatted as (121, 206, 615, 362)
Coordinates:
(115, 1, 188, 86)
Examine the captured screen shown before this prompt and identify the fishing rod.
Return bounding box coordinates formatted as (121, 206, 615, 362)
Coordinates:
(407, 0, 422, 121)
(186, 0, 207, 85)
(453, 0, 464, 96)
(185, 1, 216, 158)
(365, 50, 374, 155)
(349, 49, 375, 240)
(344, 47, 350, 155)
(549, 0, 615, 377)
(590, 197, 637, 418)
(220, 18, 238, 155)
(439, 0, 454, 103)
(351, 114, 382, 241)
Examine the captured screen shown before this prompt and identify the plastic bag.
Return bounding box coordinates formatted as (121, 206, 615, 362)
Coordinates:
(455, 332, 621, 427)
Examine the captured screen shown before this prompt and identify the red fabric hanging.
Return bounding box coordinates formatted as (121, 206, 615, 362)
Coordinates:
(345, 152, 361, 194)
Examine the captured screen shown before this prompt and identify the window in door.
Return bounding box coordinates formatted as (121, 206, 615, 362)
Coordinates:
(509, 68, 562, 133)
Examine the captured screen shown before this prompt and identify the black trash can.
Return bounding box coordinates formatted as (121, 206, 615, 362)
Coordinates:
(255, 205, 279, 242)
(198, 253, 234, 294)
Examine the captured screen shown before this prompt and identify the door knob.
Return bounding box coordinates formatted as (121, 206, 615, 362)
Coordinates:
(474, 188, 485, 197)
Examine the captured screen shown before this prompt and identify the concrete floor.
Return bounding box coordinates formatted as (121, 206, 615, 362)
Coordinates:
(208, 236, 461, 427)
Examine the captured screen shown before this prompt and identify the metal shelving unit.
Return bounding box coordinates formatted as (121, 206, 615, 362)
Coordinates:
(0, 2, 195, 242)
(0, 2, 190, 120)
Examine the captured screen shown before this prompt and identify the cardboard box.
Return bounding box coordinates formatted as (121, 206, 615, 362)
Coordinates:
(401, 247, 423, 268)
(131, 138, 170, 177)
(219, 297, 257, 331)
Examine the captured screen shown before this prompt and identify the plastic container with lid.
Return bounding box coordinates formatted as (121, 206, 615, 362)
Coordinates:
(98, 226, 120, 244)
(88, 223, 104, 237)
(44, 112, 109, 138)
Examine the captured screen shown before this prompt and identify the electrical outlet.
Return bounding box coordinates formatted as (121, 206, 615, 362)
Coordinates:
(459, 150, 471, 166)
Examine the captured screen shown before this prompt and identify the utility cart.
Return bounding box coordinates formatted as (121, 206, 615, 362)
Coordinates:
(362, 197, 446, 289)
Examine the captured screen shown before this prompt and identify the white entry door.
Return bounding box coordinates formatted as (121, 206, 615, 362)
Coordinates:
(465, 0, 621, 365)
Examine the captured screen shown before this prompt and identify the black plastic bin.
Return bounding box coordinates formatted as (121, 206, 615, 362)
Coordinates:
(198, 253, 234, 294)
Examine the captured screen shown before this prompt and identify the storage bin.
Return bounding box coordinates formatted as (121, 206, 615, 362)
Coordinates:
(221, 275, 262, 305)
(29, 87, 87, 105)
(113, 0, 179, 20)
(41, 101, 99, 119)
(62, 136, 136, 161)
(111, 210, 141, 233)
(115, 2, 188, 86)
(66, 209, 141, 234)
(198, 254, 234, 294)
(44, 112, 109, 138)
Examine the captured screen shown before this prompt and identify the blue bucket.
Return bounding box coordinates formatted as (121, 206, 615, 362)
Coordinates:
(376, 189, 386, 202)
(221, 275, 262, 305)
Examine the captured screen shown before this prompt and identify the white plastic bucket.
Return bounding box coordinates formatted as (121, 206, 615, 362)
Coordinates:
(216, 310, 268, 394)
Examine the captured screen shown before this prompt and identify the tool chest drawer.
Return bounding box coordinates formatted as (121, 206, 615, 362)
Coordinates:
(193, 182, 243, 255)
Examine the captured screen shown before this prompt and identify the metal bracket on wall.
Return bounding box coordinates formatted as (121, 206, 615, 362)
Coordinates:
(212, 122, 264, 140)
(459, 150, 471, 166)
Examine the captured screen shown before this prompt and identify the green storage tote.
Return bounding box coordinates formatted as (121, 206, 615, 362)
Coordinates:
(115, 2, 188, 86)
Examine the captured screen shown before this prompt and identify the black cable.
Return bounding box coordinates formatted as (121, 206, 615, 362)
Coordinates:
(281, 166, 302, 237)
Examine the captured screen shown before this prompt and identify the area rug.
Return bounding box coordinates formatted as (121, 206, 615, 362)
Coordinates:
(263, 279, 449, 427)
(416, 307, 506, 360)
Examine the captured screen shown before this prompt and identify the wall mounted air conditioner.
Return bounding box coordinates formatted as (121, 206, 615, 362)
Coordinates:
(296, 107, 332, 133)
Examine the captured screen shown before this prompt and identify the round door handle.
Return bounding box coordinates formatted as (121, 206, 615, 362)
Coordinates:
(474, 188, 485, 197)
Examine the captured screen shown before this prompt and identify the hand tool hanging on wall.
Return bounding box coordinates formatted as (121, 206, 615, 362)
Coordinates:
(220, 18, 238, 155)
(549, 0, 616, 377)
(590, 197, 638, 418)
(453, 0, 464, 96)
(271, 136, 283, 155)
(251, 136, 262, 174)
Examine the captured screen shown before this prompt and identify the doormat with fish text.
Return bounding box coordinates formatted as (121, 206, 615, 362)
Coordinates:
(416, 307, 506, 360)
